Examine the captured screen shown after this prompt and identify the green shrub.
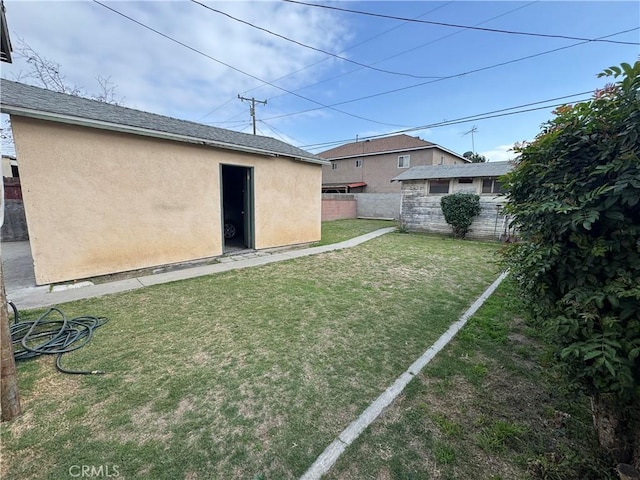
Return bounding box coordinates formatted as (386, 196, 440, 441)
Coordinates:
(501, 61, 640, 466)
(440, 192, 481, 239)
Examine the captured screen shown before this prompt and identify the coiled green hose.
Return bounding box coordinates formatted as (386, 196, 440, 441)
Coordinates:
(10, 306, 109, 375)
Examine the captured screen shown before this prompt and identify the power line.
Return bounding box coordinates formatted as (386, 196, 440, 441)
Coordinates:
(258, 120, 287, 143)
(197, 1, 453, 121)
(258, 119, 303, 145)
(262, 27, 638, 122)
(283, 0, 640, 46)
(305, 99, 589, 152)
(301, 91, 593, 150)
(266, 1, 539, 103)
(91, 0, 420, 129)
(196, 95, 236, 122)
(190, 0, 443, 80)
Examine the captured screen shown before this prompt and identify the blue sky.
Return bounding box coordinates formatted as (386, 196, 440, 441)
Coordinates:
(1, 1, 638, 160)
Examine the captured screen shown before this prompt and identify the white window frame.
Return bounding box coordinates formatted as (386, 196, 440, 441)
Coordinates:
(355, 159, 363, 168)
(331, 162, 337, 170)
(398, 155, 410, 168)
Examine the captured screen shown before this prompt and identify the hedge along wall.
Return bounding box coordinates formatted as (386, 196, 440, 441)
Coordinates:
(400, 180, 510, 240)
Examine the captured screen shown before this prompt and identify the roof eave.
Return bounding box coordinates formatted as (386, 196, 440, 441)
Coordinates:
(323, 144, 469, 162)
(2, 105, 329, 166)
(393, 171, 511, 182)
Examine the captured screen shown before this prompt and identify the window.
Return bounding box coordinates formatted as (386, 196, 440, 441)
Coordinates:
(331, 162, 337, 170)
(439, 155, 445, 165)
(482, 178, 506, 194)
(458, 178, 473, 184)
(429, 179, 450, 194)
(356, 159, 363, 168)
(398, 155, 410, 168)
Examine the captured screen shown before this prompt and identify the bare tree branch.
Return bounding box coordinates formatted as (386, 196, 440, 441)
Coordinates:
(13, 38, 83, 95)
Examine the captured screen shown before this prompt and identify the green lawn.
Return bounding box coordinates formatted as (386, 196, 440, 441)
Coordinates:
(327, 280, 610, 480)
(1, 232, 499, 480)
(316, 218, 396, 246)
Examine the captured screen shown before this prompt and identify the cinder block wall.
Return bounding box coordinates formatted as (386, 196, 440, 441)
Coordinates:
(1, 199, 29, 241)
(401, 187, 509, 240)
(321, 194, 357, 221)
(353, 193, 400, 220)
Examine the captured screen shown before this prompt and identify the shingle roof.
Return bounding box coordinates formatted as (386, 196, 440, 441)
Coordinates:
(0, 79, 325, 164)
(392, 161, 513, 181)
(319, 134, 436, 159)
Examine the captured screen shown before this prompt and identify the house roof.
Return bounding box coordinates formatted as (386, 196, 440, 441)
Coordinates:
(0, 79, 326, 165)
(319, 134, 435, 159)
(318, 134, 468, 162)
(392, 161, 513, 182)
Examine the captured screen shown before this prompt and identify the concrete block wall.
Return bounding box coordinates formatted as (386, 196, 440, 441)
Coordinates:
(2, 199, 29, 241)
(353, 193, 401, 220)
(321, 194, 357, 221)
(401, 188, 509, 241)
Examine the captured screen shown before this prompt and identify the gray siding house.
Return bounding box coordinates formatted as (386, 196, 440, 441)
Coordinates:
(392, 161, 514, 240)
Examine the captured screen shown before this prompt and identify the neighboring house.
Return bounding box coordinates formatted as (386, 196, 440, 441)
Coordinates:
(1, 79, 327, 285)
(2, 155, 18, 177)
(392, 161, 514, 240)
(320, 134, 469, 194)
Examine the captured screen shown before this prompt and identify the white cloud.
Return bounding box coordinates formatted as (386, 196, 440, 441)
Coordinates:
(480, 144, 518, 162)
(2, 0, 351, 124)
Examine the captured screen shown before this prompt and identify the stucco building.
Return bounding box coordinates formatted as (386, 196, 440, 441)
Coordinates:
(1, 79, 327, 285)
(320, 134, 469, 194)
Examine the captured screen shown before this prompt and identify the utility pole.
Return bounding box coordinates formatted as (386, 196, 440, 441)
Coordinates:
(1, 263, 21, 422)
(238, 95, 267, 135)
(463, 126, 478, 153)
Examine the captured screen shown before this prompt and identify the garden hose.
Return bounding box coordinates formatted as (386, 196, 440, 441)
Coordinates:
(9, 306, 109, 375)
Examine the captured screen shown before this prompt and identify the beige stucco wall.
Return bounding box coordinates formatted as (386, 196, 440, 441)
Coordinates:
(321, 147, 466, 193)
(11, 117, 321, 284)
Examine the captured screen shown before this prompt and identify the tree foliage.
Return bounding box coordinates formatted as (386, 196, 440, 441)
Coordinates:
(463, 151, 488, 163)
(501, 61, 640, 465)
(440, 192, 481, 239)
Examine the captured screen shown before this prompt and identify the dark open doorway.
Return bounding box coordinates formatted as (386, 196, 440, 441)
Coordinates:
(221, 165, 254, 252)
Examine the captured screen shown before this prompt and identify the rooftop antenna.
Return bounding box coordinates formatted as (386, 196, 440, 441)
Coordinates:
(462, 126, 478, 153)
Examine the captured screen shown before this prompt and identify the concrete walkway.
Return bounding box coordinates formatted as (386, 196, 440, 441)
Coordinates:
(3, 227, 396, 309)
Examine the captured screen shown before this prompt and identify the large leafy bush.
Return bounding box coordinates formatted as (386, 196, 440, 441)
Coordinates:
(502, 62, 640, 467)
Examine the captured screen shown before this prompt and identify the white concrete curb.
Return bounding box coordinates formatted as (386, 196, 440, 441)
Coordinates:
(300, 270, 509, 480)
